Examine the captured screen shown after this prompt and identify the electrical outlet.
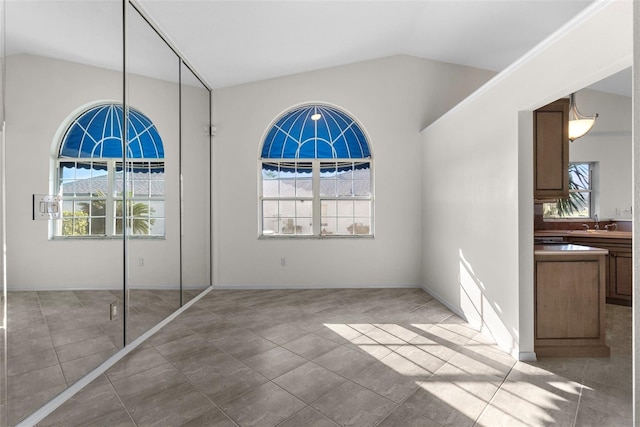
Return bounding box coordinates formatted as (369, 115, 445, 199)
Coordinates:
(137, 257, 144, 267)
(109, 302, 118, 320)
(281, 257, 286, 266)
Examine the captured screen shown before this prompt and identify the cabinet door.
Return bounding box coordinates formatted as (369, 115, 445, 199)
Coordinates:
(534, 98, 569, 200)
(611, 251, 632, 299)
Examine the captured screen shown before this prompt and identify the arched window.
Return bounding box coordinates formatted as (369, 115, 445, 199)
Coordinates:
(56, 103, 165, 237)
(260, 104, 373, 237)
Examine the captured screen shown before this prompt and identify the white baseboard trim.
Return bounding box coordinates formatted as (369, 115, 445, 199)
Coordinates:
(212, 283, 422, 290)
(518, 351, 537, 362)
(16, 286, 213, 427)
(6, 285, 209, 292)
(419, 283, 467, 321)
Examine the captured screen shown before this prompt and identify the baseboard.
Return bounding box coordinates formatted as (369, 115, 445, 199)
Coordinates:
(419, 283, 467, 321)
(6, 284, 206, 292)
(212, 283, 422, 290)
(518, 351, 537, 361)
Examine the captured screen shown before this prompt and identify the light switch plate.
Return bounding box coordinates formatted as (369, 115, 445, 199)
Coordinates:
(33, 194, 62, 220)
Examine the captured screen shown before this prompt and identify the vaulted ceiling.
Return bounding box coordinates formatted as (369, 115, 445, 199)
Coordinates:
(6, 1, 630, 95)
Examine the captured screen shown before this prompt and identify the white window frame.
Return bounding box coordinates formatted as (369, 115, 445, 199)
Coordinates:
(259, 159, 374, 238)
(543, 161, 595, 220)
(55, 159, 165, 238)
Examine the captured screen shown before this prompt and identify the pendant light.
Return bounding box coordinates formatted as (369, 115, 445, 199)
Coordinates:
(568, 92, 598, 141)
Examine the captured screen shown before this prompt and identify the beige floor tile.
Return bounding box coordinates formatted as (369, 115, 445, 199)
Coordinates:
(579, 379, 632, 419)
(477, 379, 578, 426)
(273, 361, 346, 404)
(105, 345, 168, 383)
(278, 406, 339, 427)
(378, 403, 443, 427)
(311, 381, 396, 427)
(282, 333, 341, 360)
(250, 322, 309, 345)
(242, 346, 307, 380)
(402, 362, 501, 426)
(220, 382, 305, 427)
(313, 345, 379, 379)
(39, 375, 135, 427)
(190, 364, 269, 406)
(574, 402, 633, 427)
(352, 352, 429, 403)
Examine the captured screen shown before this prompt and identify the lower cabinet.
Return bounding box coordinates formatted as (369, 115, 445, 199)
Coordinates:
(569, 237, 632, 306)
(534, 245, 610, 358)
(610, 250, 632, 303)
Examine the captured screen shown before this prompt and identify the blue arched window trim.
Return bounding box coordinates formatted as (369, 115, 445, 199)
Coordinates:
(261, 105, 370, 172)
(59, 103, 164, 172)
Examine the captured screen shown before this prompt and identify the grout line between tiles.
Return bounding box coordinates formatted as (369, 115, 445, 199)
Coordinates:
(471, 363, 515, 426)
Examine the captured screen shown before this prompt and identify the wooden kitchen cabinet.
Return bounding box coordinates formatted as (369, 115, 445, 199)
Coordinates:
(610, 250, 632, 303)
(534, 98, 569, 200)
(569, 236, 632, 306)
(534, 244, 610, 358)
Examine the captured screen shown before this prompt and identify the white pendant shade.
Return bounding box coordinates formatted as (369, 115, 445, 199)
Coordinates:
(568, 93, 598, 141)
(569, 118, 596, 141)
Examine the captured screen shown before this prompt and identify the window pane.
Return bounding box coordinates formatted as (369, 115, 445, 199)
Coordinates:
(150, 178, 164, 197)
(321, 217, 336, 235)
(320, 180, 336, 197)
(352, 218, 371, 235)
(280, 179, 296, 197)
(91, 200, 106, 216)
(296, 172, 313, 197)
(150, 218, 165, 236)
(569, 163, 590, 190)
(353, 180, 371, 196)
(133, 179, 150, 197)
(91, 218, 106, 235)
(543, 162, 593, 219)
(322, 200, 336, 218)
(320, 162, 337, 197)
(296, 217, 313, 235)
(337, 217, 353, 235)
(263, 179, 279, 197)
(280, 200, 295, 217)
(280, 218, 297, 234)
(354, 200, 370, 217)
(336, 180, 353, 196)
(296, 200, 312, 217)
(262, 200, 278, 235)
(149, 201, 165, 218)
(337, 200, 354, 217)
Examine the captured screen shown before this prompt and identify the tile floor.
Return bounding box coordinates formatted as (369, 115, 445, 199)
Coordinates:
(4, 289, 203, 425)
(27, 288, 632, 426)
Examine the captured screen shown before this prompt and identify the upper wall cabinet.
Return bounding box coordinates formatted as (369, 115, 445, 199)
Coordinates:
(534, 98, 569, 200)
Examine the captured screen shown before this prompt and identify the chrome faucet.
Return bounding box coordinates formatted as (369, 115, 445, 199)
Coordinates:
(593, 214, 599, 230)
(581, 223, 589, 231)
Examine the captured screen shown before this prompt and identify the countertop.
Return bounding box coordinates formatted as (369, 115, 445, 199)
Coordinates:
(535, 229, 631, 239)
(534, 244, 609, 256)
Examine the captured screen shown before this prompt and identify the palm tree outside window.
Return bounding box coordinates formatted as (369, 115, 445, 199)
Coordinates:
(543, 162, 594, 219)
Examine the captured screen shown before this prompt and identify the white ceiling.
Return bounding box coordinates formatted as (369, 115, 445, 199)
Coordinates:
(5, 0, 630, 96)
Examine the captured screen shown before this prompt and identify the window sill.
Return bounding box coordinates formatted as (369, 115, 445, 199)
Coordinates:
(51, 235, 166, 241)
(258, 234, 374, 240)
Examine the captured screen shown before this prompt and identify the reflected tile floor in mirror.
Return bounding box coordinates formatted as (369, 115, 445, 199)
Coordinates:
(34, 289, 631, 427)
(5, 289, 199, 426)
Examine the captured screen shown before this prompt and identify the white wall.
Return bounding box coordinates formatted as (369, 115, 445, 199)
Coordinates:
(5, 54, 209, 290)
(212, 55, 494, 287)
(420, 1, 632, 359)
(569, 89, 632, 220)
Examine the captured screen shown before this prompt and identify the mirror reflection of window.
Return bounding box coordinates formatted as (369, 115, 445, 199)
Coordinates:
(56, 103, 165, 237)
